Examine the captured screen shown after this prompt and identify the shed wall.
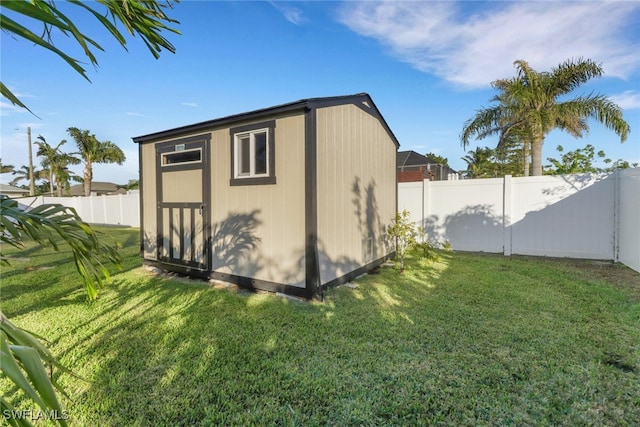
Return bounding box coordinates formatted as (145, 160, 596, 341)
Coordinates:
(316, 103, 396, 284)
(209, 113, 307, 287)
(141, 142, 157, 260)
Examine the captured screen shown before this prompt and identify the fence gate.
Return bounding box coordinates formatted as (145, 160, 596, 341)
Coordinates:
(156, 137, 210, 271)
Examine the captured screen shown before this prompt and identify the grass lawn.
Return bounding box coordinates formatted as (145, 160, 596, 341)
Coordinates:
(2, 226, 639, 426)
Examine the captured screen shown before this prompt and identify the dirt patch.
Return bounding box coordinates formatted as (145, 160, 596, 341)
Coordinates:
(513, 255, 640, 302)
(568, 259, 640, 302)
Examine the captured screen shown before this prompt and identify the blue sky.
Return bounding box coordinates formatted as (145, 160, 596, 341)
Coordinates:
(2, 0, 639, 185)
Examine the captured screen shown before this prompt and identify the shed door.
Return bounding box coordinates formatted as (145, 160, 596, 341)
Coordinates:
(156, 138, 209, 271)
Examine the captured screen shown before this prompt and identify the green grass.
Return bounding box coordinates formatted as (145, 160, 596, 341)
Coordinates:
(2, 227, 639, 426)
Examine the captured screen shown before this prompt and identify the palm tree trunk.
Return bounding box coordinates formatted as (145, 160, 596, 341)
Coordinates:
(531, 138, 543, 176)
(523, 141, 530, 176)
(83, 162, 92, 197)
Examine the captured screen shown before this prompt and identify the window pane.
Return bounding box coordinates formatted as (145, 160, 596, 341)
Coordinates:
(239, 136, 251, 175)
(254, 132, 267, 175)
(162, 149, 201, 165)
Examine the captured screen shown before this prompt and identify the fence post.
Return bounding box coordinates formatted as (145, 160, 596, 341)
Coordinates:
(503, 175, 512, 256)
(613, 170, 620, 262)
(422, 178, 428, 243)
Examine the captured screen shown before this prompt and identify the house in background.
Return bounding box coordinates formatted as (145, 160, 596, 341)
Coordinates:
(133, 93, 398, 299)
(68, 182, 127, 196)
(0, 184, 29, 198)
(397, 150, 458, 182)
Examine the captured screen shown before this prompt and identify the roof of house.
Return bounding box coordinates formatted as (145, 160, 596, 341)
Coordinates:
(397, 150, 431, 168)
(68, 182, 125, 196)
(0, 183, 29, 194)
(397, 150, 458, 174)
(132, 93, 400, 148)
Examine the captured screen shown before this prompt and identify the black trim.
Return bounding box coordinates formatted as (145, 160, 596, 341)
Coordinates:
(138, 143, 144, 255)
(320, 254, 391, 293)
(155, 134, 211, 271)
(229, 176, 276, 186)
(229, 120, 276, 186)
(132, 93, 399, 149)
(142, 259, 311, 298)
(161, 149, 202, 167)
(210, 271, 311, 299)
(304, 107, 321, 300)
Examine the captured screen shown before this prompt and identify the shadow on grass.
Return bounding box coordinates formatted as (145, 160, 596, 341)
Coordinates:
(2, 226, 142, 318)
(5, 246, 639, 426)
(50, 253, 452, 425)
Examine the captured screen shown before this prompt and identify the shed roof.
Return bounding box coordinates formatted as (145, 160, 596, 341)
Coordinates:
(132, 93, 399, 147)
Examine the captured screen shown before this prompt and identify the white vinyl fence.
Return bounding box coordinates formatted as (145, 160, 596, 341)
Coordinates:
(399, 169, 640, 273)
(9, 170, 640, 273)
(16, 192, 140, 228)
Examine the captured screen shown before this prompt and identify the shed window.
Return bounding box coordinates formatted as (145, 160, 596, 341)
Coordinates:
(230, 121, 276, 186)
(162, 149, 201, 166)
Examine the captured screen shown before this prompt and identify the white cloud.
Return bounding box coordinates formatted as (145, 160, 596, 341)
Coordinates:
(338, 1, 640, 88)
(270, 1, 306, 25)
(126, 112, 147, 117)
(609, 90, 640, 110)
(181, 102, 198, 108)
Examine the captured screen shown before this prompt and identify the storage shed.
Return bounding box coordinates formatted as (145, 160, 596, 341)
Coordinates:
(133, 93, 398, 299)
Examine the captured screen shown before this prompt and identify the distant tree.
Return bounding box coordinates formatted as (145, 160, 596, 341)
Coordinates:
(0, 0, 180, 113)
(0, 159, 15, 174)
(603, 159, 639, 172)
(461, 58, 630, 176)
(10, 165, 45, 189)
(67, 128, 126, 197)
(544, 144, 639, 175)
(35, 135, 82, 196)
(425, 152, 449, 167)
(461, 147, 497, 178)
(124, 179, 140, 190)
(494, 128, 528, 177)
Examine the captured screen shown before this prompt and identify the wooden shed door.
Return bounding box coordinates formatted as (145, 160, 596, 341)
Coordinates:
(156, 138, 209, 271)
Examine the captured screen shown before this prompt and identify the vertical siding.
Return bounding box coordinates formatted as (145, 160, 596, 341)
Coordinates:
(161, 170, 202, 202)
(141, 142, 157, 259)
(316, 104, 397, 284)
(209, 112, 306, 287)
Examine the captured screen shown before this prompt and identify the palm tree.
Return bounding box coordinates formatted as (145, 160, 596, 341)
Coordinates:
(461, 147, 497, 178)
(67, 127, 126, 196)
(1, 197, 121, 425)
(35, 135, 81, 196)
(0, 158, 15, 174)
(10, 165, 44, 188)
(461, 58, 630, 176)
(0, 0, 179, 114)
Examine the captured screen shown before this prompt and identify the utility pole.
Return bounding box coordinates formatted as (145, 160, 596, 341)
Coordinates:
(27, 126, 35, 196)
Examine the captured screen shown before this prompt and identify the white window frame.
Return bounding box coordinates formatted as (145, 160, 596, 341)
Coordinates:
(233, 128, 269, 179)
